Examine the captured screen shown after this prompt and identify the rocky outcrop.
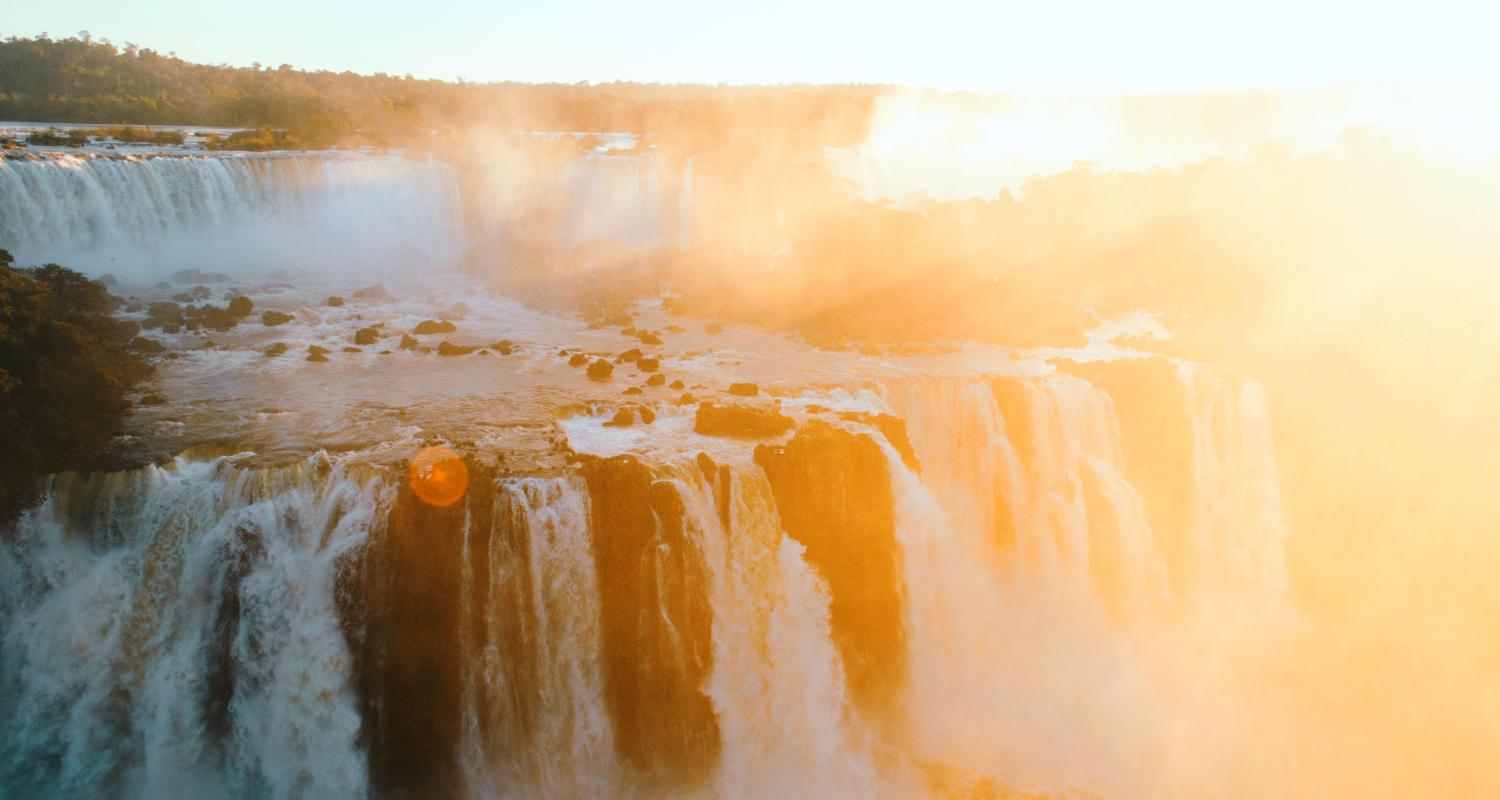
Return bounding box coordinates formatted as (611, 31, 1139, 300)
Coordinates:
(694, 402, 794, 438)
(579, 456, 719, 787)
(226, 295, 253, 317)
(755, 420, 906, 721)
(586, 359, 614, 381)
(342, 459, 497, 799)
(836, 411, 920, 473)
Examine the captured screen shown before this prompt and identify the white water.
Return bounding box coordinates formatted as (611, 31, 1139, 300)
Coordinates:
(0, 454, 386, 799)
(0, 153, 466, 280)
(0, 360, 1293, 797)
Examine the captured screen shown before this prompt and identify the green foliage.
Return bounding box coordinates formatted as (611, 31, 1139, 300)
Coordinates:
(0, 34, 878, 151)
(0, 249, 151, 525)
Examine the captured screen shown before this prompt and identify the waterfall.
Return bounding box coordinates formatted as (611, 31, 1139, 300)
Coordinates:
(0, 153, 466, 279)
(0, 455, 388, 799)
(0, 359, 1297, 798)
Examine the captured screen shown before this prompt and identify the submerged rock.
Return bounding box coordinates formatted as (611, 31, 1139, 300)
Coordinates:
(353, 284, 391, 300)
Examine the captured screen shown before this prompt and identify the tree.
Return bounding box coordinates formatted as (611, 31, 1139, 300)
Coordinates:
(0, 249, 151, 525)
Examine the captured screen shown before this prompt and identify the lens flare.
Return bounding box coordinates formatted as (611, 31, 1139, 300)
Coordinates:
(408, 446, 468, 507)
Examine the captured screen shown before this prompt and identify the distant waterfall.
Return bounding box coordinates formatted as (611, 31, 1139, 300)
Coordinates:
(0, 153, 466, 279)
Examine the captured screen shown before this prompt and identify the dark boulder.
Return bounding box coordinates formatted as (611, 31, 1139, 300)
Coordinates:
(413, 319, 457, 335)
(587, 359, 614, 381)
(226, 295, 254, 317)
(693, 402, 793, 438)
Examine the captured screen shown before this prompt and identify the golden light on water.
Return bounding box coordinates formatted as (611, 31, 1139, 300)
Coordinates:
(408, 446, 468, 507)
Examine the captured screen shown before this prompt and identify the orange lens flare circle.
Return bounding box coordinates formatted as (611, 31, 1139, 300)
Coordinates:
(408, 446, 469, 508)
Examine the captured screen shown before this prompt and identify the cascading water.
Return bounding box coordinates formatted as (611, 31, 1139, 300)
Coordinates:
(0, 153, 466, 279)
(0, 455, 388, 799)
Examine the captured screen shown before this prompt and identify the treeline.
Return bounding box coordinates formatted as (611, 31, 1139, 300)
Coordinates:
(0, 34, 880, 150)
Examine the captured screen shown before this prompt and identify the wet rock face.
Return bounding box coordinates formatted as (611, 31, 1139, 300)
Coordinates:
(580, 456, 719, 786)
(343, 461, 497, 799)
(756, 420, 907, 720)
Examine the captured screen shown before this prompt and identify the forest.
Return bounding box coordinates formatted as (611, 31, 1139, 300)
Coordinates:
(0, 34, 880, 150)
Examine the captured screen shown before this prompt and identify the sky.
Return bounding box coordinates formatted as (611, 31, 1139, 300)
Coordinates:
(6, 0, 1498, 92)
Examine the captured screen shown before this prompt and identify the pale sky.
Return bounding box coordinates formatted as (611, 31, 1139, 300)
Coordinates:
(5, 0, 1497, 92)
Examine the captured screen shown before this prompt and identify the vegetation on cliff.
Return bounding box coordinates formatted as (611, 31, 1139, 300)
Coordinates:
(0, 249, 150, 524)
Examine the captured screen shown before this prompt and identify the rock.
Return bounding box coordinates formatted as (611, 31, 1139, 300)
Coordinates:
(693, 402, 793, 438)
(124, 301, 146, 313)
(227, 295, 254, 317)
(200, 305, 239, 332)
(147, 301, 184, 324)
(621, 326, 638, 336)
(755, 420, 906, 718)
(173, 292, 194, 303)
(343, 347, 363, 353)
(674, 392, 698, 406)
(116, 320, 141, 337)
(618, 348, 643, 363)
(728, 382, 759, 397)
(308, 345, 330, 356)
(139, 393, 169, 406)
(353, 284, 391, 300)
(354, 327, 380, 345)
(636, 357, 660, 373)
(161, 322, 181, 334)
(586, 359, 614, 381)
(670, 379, 685, 390)
(638, 331, 663, 346)
(413, 319, 457, 335)
(264, 343, 289, 357)
(645, 373, 666, 387)
(639, 407, 656, 424)
(837, 412, 921, 473)
(604, 408, 636, 427)
(262, 310, 294, 326)
(326, 296, 345, 307)
(437, 341, 474, 356)
(666, 325, 686, 334)
(568, 353, 588, 367)
(623, 387, 643, 395)
(306, 352, 329, 362)
(129, 337, 166, 354)
(577, 456, 720, 778)
(399, 334, 418, 350)
(490, 340, 514, 355)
